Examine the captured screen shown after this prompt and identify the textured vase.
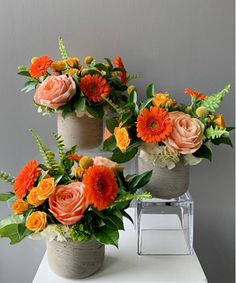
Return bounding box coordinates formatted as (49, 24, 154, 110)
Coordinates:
(57, 112, 103, 150)
(47, 238, 105, 279)
(138, 157, 189, 199)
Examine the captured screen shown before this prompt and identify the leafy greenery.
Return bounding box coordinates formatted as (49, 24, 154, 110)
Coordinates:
(205, 126, 229, 140)
(0, 192, 14, 201)
(200, 84, 231, 114)
(0, 171, 14, 184)
(70, 222, 92, 242)
(58, 37, 69, 60)
(193, 144, 212, 161)
(94, 226, 119, 247)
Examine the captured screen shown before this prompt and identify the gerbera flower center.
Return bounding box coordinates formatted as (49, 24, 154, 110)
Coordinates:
(150, 120, 158, 130)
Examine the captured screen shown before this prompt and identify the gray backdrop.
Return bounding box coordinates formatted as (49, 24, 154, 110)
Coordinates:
(0, 0, 234, 282)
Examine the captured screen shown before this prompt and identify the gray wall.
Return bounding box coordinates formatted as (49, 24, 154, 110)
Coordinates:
(0, 0, 234, 282)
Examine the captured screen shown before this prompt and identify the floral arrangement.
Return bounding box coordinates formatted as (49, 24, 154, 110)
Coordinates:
(103, 84, 234, 168)
(0, 130, 151, 246)
(18, 38, 139, 119)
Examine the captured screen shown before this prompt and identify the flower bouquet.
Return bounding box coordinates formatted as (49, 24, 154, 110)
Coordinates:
(103, 83, 234, 198)
(0, 130, 151, 278)
(18, 38, 139, 149)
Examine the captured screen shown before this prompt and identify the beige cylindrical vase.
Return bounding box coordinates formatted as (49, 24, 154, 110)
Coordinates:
(47, 238, 105, 279)
(138, 157, 189, 199)
(57, 112, 103, 150)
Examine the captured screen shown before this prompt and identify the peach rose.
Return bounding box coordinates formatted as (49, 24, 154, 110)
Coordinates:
(27, 187, 45, 207)
(37, 178, 56, 200)
(163, 111, 204, 154)
(93, 156, 122, 170)
(26, 211, 47, 232)
(34, 75, 76, 109)
(12, 199, 29, 214)
(49, 182, 89, 225)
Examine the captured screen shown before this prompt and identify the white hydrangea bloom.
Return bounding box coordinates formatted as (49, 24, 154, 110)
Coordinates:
(29, 224, 70, 242)
(140, 143, 180, 169)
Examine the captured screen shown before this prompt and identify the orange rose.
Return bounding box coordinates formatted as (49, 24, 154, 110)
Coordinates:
(114, 126, 130, 152)
(49, 182, 89, 225)
(27, 187, 45, 207)
(74, 167, 85, 178)
(51, 61, 66, 71)
(37, 178, 56, 200)
(153, 93, 176, 108)
(212, 114, 226, 128)
(12, 199, 29, 214)
(26, 211, 47, 232)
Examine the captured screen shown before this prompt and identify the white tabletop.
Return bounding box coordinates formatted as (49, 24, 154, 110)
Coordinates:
(33, 221, 207, 283)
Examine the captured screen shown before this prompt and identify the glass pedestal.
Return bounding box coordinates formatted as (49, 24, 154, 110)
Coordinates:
(137, 192, 193, 255)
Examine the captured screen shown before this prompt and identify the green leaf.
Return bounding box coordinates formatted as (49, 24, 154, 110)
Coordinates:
(74, 97, 86, 112)
(109, 192, 152, 209)
(0, 193, 14, 201)
(140, 97, 153, 110)
(106, 117, 118, 133)
(17, 70, 31, 77)
(0, 171, 15, 184)
(0, 223, 32, 244)
(205, 126, 229, 139)
(128, 170, 153, 190)
(0, 214, 24, 229)
(94, 63, 108, 72)
(21, 80, 38, 93)
(86, 104, 104, 119)
(104, 58, 113, 70)
(108, 77, 127, 92)
(121, 210, 134, 224)
(129, 91, 137, 103)
(200, 84, 231, 114)
(127, 74, 142, 82)
(146, 84, 155, 98)
(103, 215, 124, 230)
(193, 144, 212, 161)
(103, 135, 116, 151)
(111, 147, 138, 163)
(211, 136, 233, 147)
(226, 127, 235, 132)
(94, 226, 119, 247)
(59, 37, 69, 60)
(7, 196, 17, 209)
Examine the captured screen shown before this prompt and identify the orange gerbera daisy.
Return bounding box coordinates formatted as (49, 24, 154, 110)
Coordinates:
(184, 88, 207, 100)
(113, 56, 128, 84)
(80, 74, 110, 103)
(13, 160, 40, 198)
(29, 56, 53, 78)
(137, 107, 173, 143)
(68, 154, 83, 162)
(83, 165, 118, 211)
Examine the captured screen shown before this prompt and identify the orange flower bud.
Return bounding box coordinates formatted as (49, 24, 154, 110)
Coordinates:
(51, 61, 66, 71)
(74, 167, 85, 179)
(212, 114, 226, 128)
(153, 93, 176, 108)
(66, 57, 80, 68)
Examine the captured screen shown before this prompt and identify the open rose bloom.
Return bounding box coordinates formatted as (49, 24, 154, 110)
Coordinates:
(0, 131, 152, 247)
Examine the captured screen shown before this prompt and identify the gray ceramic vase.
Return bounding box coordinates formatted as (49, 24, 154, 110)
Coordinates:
(57, 112, 103, 150)
(138, 157, 189, 199)
(47, 238, 105, 279)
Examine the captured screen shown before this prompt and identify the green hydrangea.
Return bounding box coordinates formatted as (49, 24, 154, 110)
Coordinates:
(70, 223, 92, 242)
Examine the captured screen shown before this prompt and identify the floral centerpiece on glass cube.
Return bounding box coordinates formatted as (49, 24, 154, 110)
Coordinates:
(103, 84, 234, 199)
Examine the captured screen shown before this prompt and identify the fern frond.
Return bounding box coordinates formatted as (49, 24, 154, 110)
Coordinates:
(103, 97, 124, 115)
(205, 126, 229, 139)
(0, 171, 14, 184)
(200, 84, 231, 114)
(58, 37, 69, 60)
(53, 133, 65, 161)
(30, 129, 63, 174)
(127, 74, 142, 82)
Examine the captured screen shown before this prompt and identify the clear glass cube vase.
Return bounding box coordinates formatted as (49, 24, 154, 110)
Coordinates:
(137, 192, 194, 255)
